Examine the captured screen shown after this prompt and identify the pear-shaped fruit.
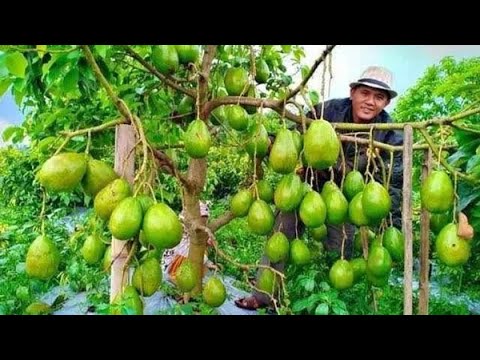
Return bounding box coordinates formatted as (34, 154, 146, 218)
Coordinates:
(430, 211, 452, 234)
(25, 302, 51, 315)
(26, 235, 60, 281)
(132, 257, 162, 297)
(175, 259, 198, 293)
(343, 170, 365, 201)
(304, 119, 340, 170)
(37, 152, 87, 193)
(111, 286, 143, 315)
(184, 119, 211, 158)
(247, 200, 275, 235)
(350, 258, 367, 282)
(177, 95, 195, 121)
(421, 170, 454, 213)
(136, 195, 155, 215)
(383, 227, 404, 262)
(311, 224, 328, 241)
(265, 232, 289, 263)
(321, 181, 339, 199)
(366, 268, 390, 287)
(175, 45, 200, 64)
(230, 189, 254, 217)
(257, 180, 274, 203)
(243, 85, 258, 114)
(324, 189, 348, 225)
(103, 245, 112, 272)
(362, 181, 391, 223)
(258, 268, 276, 295)
(329, 259, 354, 290)
(255, 59, 270, 84)
(367, 245, 392, 277)
(435, 223, 470, 266)
(142, 203, 182, 249)
(274, 173, 304, 212)
(269, 129, 298, 174)
(225, 105, 249, 131)
(299, 191, 327, 228)
(224, 67, 249, 96)
(348, 192, 370, 226)
(354, 228, 375, 252)
(291, 129, 303, 157)
(245, 123, 270, 158)
(290, 239, 311, 265)
(152, 45, 179, 75)
(81, 159, 118, 197)
(81, 234, 106, 265)
(203, 277, 227, 307)
(94, 178, 132, 221)
(108, 197, 143, 240)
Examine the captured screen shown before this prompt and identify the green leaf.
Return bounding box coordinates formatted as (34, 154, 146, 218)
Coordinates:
(5, 52, 28, 78)
(2, 126, 17, 142)
(281, 45, 292, 53)
(466, 155, 480, 173)
(309, 90, 319, 106)
(63, 68, 79, 93)
(331, 300, 349, 315)
(292, 297, 314, 313)
(2, 126, 24, 143)
(301, 65, 310, 80)
(95, 45, 108, 58)
(0, 78, 12, 98)
(0, 53, 10, 77)
(457, 181, 479, 212)
(36, 45, 47, 59)
(314, 303, 329, 315)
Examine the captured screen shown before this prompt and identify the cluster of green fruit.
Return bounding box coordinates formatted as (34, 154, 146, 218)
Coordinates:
(421, 170, 471, 266)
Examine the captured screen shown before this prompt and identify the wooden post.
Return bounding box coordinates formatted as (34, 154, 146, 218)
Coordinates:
(110, 124, 136, 303)
(419, 148, 432, 315)
(403, 125, 413, 315)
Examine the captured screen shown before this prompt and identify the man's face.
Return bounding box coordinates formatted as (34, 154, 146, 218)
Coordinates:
(350, 85, 390, 123)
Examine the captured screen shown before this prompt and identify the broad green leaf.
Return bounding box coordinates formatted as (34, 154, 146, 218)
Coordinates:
(281, 45, 292, 53)
(2, 126, 17, 142)
(63, 68, 79, 93)
(458, 181, 479, 212)
(95, 45, 108, 58)
(0, 53, 9, 77)
(314, 303, 329, 315)
(467, 155, 480, 173)
(292, 297, 313, 312)
(5, 52, 28, 78)
(36, 45, 47, 59)
(0, 78, 12, 98)
(331, 301, 349, 315)
(309, 90, 319, 106)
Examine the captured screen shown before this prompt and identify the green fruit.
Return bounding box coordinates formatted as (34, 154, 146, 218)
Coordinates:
(348, 192, 370, 226)
(304, 119, 340, 170)
(152, 45, 179, 75)
(258, 268, 276, 295)
(366, 268, 390, 287)
(111, 286, 143, 315)
(257, 180, 274, 203)
(203, 277, 227, 307)
(26, 235, 60, 281)
(435, 223, 470, 266)
(184, 119, 212, 158)
(269, 129, 298, 174)
(132, 257, 162, 297)
(274, 173, 304, 212)
(321, 181, 339, 199)
(94, 178, 132, 221)
(245, 123, 270, 158)
(367, 245, 392, 277)
(383, 227, 404, 262)
(350, 258, 367, 282)
(108, 197, 143, 240)
(210, 105, 226, 125)
(230, 189, 254, 217)
(36, 136, 60, 155)
(103, 246, 112, 272)
(354, 228, 375, 252)
(175, 259, 198, 293)
(362, 181, 391, 223)
(81, 159, 118, 197)
(299, 191, 327, 228)
(324, 189, 348, 225)
(243, 85, 257, 114)
(136, 195, 155, 215)
(265, 232, 289, 263)
(247, 200, 275, 235)
(142, 203, 182, 249)
(290, 239, 311, 265)
(430, 211, 452, 234)
(421, 170, 454, 213)
(25, 302, 51, 315)
(311, 224, 327, 241)
(224, 67, 249, 96)
(225, 105, 249, 131)
(37, 152, 87, 193)
(291, 129, 303, 157)
(177, 95, 195, 121)
(329, 259, 354, 290)
(255, 59, 270, 84)
(81, 234, 106, 265)
(175, 45, 200, 64)
(343, 170, 365, 201)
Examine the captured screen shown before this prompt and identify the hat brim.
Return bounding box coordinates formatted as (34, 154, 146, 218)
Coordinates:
(350, 81, 397, 99)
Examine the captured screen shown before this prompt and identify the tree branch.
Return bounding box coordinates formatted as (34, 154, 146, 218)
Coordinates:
(152, 149, 191, 190)
(208, 211, 236, 233)
(198, 45, 217, 120)
(122, 46, 196, 98)
(282, 45, 336, 102)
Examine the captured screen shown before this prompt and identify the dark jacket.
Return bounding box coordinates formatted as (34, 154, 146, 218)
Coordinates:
(305, 98, 404, 228)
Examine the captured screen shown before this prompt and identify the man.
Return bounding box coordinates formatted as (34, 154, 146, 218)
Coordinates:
(235, 66, 404, 310)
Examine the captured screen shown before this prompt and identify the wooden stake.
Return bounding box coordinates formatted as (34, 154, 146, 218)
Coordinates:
(403, 125, 413, 315)
(419, 148, 432, 315)
(110, 124, 136, 303)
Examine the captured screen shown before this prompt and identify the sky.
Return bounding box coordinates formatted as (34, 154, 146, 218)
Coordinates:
(0, 45, 479, 142)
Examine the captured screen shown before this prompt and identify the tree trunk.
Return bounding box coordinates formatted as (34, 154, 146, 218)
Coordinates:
(402, 125, 413, 315)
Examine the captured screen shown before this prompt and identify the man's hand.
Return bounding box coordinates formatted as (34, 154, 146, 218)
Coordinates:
(458, 212, 474, 240)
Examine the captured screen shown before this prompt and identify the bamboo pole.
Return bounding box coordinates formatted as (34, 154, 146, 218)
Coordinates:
(110, 124, 136, 303)
(419, 148, 432, 315)
(403, 125, 414, 315)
